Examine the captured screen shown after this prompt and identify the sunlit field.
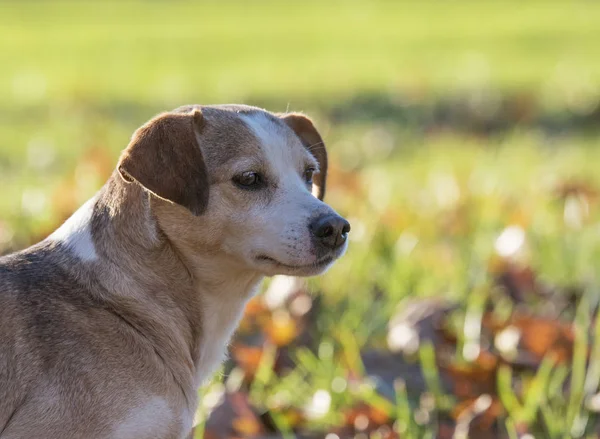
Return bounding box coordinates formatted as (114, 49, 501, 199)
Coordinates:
(2, 2, 600, 438)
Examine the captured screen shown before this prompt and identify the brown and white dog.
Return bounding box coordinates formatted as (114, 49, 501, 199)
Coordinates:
(0, 105, 350, 439)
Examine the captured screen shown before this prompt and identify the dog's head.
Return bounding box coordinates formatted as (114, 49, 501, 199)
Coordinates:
(116, 105, 349, 277)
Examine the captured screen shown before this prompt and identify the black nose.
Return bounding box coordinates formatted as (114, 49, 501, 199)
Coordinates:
(309, 214, 351, 249)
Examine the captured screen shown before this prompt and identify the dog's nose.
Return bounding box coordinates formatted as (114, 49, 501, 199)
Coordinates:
(309, 214, 351, 249)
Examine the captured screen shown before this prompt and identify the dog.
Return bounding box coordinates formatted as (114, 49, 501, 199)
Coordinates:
(0, 105, 350, 439)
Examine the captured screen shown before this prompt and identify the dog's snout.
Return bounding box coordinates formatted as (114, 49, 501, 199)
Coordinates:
(309, 214, 351, 249)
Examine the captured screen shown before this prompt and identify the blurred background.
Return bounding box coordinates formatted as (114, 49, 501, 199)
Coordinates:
(2, 2, 600, 438)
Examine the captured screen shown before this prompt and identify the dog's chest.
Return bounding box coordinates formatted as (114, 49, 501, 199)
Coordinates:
(195, 293, 251, 386)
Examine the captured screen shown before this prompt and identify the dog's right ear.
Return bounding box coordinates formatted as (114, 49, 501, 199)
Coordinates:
(116, 110, 209, 216)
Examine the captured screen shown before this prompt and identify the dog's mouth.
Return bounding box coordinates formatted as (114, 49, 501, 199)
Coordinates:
(255, 255, 334, 270)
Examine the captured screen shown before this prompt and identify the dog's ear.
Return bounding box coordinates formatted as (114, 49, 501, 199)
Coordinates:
(279, 113, 328, 200)
(117, 110, 209, 215)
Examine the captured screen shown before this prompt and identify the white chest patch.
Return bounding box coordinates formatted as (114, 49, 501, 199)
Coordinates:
(48, 197, 98, 261)
(195, 291, 255, 386)
(179, 407, 196, 439)
(113, 397, 172, 439)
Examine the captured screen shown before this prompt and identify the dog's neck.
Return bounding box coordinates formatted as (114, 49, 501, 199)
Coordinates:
(49, 173, 263, 390)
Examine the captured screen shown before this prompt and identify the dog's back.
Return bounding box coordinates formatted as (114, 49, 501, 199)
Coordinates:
(0, 246, 56, 435)
(0, 246, 148, 437)
(0, 245, 98, 436)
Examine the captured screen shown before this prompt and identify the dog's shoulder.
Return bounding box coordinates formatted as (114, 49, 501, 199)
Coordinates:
(0, 244, 66, 430)
(0, 243, 94, 313)
(0, 243, 102, 372)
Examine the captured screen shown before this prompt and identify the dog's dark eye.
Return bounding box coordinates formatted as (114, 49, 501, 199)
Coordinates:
(233, 171, 263, 189)
(304, 167, 315, 186)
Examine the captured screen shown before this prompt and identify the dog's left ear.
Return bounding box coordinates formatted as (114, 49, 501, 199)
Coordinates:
(279, 113, 328, 200)
(116, 110, 209, 215)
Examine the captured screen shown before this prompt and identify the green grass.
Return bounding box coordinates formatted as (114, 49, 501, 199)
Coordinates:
(1, 1, 600, 107)
(2, 1, 600, 437)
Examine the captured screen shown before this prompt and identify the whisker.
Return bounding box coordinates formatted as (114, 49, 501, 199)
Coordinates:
(306, 141, 324, 151)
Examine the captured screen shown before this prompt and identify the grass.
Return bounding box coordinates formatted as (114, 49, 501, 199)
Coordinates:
(1, 1, 600, 108)
(2, 1, 600, 437)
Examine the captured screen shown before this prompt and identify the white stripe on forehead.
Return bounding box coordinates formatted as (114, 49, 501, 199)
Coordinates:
(240, 112, 297, 174)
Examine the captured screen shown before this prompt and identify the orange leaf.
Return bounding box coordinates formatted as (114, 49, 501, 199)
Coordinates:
(515, 316, 573, 363)
(232, 417, 263, 437)
(451, 397, 503, 429)
(231, 345, 264, 378)
(264, 310, 298, 347)
(345, 402, 389, 431)
(244, 297, 268, 318)
(443, 351, 499, 399)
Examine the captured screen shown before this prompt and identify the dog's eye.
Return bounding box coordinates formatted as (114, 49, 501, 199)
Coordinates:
(304, 167, 315, 185)
(233, 171, 263, 189)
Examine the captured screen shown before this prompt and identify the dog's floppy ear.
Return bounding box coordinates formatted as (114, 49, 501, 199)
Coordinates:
(279, 113, 328, 200)
(117, 110, 209, 215)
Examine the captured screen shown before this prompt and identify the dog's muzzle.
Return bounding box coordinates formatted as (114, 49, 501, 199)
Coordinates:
(309, 214, 351, 250)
